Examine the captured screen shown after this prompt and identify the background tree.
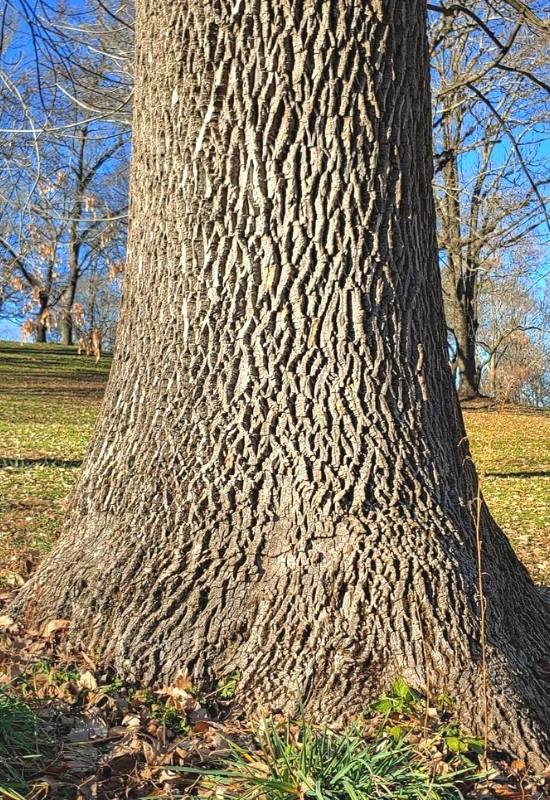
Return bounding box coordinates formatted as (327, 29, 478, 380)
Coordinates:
(0, 119, 127, 343)
(478, 271, 550, 404)
(0, 2, 130, 344)
(430, 3, 549, 398)
(12, 0, 550, 768)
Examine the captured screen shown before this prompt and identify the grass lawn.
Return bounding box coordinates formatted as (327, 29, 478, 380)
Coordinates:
(1, 340, 548, 586)
(466, 410, 550, 585)
(0, 341, 111, 585)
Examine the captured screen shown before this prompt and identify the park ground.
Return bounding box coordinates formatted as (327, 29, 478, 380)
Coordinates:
(0, 340, 549, 798)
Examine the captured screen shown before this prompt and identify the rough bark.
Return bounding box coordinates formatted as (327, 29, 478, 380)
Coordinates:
(13, 0, 550, 767)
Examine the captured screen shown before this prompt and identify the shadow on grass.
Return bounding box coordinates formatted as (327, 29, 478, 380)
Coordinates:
(486, 470, 550, 479)
(0, 457, 83, 469)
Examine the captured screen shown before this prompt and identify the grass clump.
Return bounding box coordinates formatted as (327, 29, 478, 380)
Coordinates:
(182, 718, 475, 800)
(0, 687, 54, 799)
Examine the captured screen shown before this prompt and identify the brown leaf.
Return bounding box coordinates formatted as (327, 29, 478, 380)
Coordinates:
(142, 739, 162, 766)
(493, 787, 524, 799)
(77, 776, 97, 800)
(122, 713, 141, 728)
(66, 712, 109, 742)
(80, 651, 97, 671)
(41, 619, 70, 638)
(173, 673, 193, 691)
(154, 684, 192, 701)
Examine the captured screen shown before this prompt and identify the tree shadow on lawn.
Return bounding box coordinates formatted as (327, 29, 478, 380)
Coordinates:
(485, 471, 550, 479)
(0, 457, 83, 468)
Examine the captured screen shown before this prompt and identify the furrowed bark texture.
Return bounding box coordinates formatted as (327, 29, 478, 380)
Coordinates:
(14, 0, 550, 765)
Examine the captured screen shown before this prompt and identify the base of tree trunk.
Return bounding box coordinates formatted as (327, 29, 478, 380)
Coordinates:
(12, 503, 550, 770)
(458, 389, 487, 402)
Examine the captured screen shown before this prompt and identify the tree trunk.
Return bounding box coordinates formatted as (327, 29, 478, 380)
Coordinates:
(13, 0, 550, 766)
(60, 130, 87, 346)
(488, 351, 497, 398)
(454, 294, 480, 399)
(59, 262, 79, 346)
(439, 144, 480, 400)
(60, 291, 76, 346)
(35, 291, 49, 343)
(34, 322, 47, 344)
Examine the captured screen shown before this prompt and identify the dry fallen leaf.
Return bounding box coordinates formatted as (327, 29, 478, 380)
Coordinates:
(41, 619, 70, 638)
(492, 787, 525, 800)
(122, 713, 141, 728)
(65, 712, 109, 742)
(77, 670, 98, 691)
(103, 751, 138, 774)
(77, 775, 97, 800)
(173, 673, 193, 691)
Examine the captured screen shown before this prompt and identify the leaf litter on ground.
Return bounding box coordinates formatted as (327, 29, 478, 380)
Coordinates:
(1, 600, 549, 800)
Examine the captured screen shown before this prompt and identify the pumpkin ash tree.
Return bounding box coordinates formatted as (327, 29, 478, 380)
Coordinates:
(14, 0, 550, 766)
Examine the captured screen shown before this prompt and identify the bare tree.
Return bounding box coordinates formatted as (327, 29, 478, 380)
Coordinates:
(0, 3, 129, 343)
(478, 268, 549, 404)
(0, 118, 127, 342)
(430, 3, 549, 397)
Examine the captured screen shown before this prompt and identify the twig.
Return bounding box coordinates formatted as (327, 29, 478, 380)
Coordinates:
(475, 471, 489, 771)
(414, 597, 431, 737)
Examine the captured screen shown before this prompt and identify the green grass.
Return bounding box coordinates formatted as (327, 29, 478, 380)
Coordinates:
(0, 687, 54, 799)
(0, 341, 111, 585)
(464, 410, 550, 584)
(179, 718, 475, 800)
(0, 340, 548, 585)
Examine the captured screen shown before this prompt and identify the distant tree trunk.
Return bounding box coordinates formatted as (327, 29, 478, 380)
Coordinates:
(488, 351, 497, 397)
(59, 244, 80, 346)
(35, 290, 50, 343)
(34, 322, 47, 344)
(60, 130, 87, 346)
(13, 0, 550, 767)
(440, 143, 480, 399)
(454, 274, 480, 398)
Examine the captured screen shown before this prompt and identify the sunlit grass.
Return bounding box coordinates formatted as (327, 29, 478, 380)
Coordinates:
(179, 717, 476, 800)
(0, 687, 54, 799)
(0, 341, 110, 584)
(465, 410, 550, 583)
